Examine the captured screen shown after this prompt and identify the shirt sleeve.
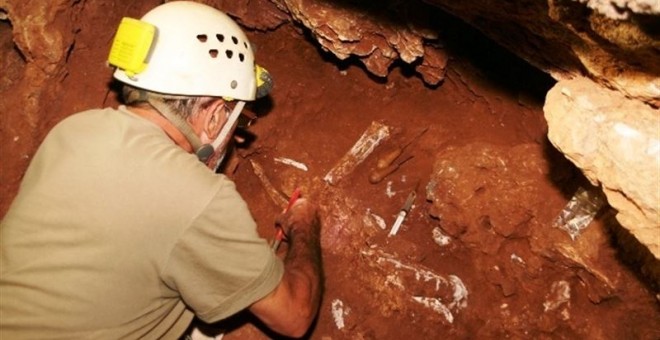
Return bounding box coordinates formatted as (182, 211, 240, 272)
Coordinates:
(160, 179, 284, 323)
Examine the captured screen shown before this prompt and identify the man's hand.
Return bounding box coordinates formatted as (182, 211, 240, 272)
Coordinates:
(277, 198, 318, 241)
(249, 199, 323, 338)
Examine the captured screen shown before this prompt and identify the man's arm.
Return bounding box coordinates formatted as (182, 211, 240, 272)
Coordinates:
(249, 199, 323, 338)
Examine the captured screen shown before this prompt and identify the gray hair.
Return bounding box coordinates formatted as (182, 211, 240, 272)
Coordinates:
(122, 85, 216, 119)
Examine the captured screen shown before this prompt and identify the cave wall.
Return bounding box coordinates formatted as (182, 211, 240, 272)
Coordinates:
(263, 0, 660, 258)
(0, 0, 658, 258)
(422, 0, 660, 105)
(262, 0, 659, 105)
(0, 0, 162, 213)
(413, 0, 660, 259)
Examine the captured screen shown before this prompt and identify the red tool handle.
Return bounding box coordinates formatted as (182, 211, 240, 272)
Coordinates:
(283, 188, 302, 214)
(272, 188, 302, 250)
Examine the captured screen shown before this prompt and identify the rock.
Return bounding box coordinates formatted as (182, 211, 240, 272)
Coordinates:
(274, 0, 660, 104)
(485, 265, 517, 297)
(426, 143, 550, 245)
(263, 0, 660, 264)
(279, 0, 447, 85)
(0, 0, 79, 208)
(544, 77, 660, 259)
(220, 0, 290, 30)
(427, 142, 625, 303)
(424, 0, 660, 105)
(579, 0, 660, 19)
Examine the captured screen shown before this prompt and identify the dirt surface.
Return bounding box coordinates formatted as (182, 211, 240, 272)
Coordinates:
(205, 24, 658, 339)
(1, 3, 658, 339)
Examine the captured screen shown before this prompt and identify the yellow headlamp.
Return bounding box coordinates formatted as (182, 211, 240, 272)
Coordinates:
(255, 64, 273, 99)
(223, 65, 273, 101)
(108, 17, 156, 78)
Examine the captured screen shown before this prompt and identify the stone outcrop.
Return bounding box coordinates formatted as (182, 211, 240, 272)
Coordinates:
(276, 0, 659, 105)
(0, 0, 78, 203)
(545, 77, 660, 259)
(422, 0, 660, 106)
(274, 0, 659, 260)
(426, 142, 626, 323)
(410, 0, 660, 259)
(276, 0, 449, 85)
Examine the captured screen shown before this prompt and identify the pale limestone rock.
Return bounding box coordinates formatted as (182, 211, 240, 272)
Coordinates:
(577, 0, 660, 19)
(544, 77, 660, 259)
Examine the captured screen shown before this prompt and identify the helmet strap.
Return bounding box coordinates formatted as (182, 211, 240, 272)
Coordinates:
(146, 96, 215, 162)
(212, 100, 245, 150)
(209, 100, 245, 172)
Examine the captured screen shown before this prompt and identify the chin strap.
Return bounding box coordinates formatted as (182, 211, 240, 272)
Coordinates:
(212, 100, 245, 150)
(146, 96, 215, 162)
(210, 101, 245, 172)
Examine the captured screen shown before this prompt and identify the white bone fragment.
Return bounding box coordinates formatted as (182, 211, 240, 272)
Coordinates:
(386, 181, 395, 198)
(432, 227, 451, 246)
(448, 275, 468, 309)
(543, 280, 571, 312)
(331, 299, 349, 330)
(510, 253, 525, 265)
(364, 209, 387, 230)
(361, 249, 469, 322)
(412, 296, 454, 323)
(274, 157, 309, 171)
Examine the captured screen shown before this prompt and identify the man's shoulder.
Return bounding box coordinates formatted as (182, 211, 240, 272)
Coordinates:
(48, 106, 131, 135)
(63, 106, 121, 118)
(58, 106, 129, 123)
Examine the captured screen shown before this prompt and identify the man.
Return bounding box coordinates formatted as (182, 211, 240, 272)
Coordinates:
(0, 1, 323, 339)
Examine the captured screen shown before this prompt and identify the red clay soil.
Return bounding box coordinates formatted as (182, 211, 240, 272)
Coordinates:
(208, 25, 659, 339)
(1, 7, 658, 340)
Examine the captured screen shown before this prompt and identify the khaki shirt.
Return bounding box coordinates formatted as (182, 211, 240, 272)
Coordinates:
(0, 106, 283, 339)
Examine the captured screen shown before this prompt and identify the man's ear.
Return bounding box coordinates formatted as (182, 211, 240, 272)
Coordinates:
(202, 99, 227, 139)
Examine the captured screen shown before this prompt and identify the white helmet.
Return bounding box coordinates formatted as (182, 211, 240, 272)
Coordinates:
(111, 1, 258, 100)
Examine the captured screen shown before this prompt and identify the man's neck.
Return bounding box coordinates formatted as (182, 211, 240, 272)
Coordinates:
(127, 106, 195, 153)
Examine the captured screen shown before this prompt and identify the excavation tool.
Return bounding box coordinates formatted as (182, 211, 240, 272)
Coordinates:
(388, 188, 417, 237)
(272, 188, 302, 251)
(376, 127, 428, 169)
(369, 127, 428, 184)
(368, 154, 414, 184)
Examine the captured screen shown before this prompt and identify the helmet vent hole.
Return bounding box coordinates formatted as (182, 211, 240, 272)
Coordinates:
(244, 42, 248, 49)
(216, 34, 224, 43)
(239, 53, 244, 62)
(225, 50, 233, 59)
(209, 49, 218, 58)
(232, 36, 238, 44)
(197, 34, 208, 43)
